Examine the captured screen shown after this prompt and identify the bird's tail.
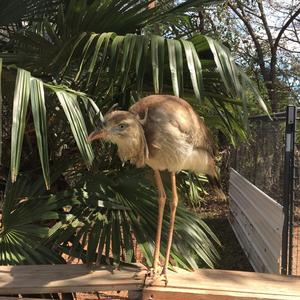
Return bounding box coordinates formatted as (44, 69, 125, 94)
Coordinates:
(206, 173, 226, 201)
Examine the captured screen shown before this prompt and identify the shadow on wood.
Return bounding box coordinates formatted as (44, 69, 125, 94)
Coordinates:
(0, 263, 146, 295)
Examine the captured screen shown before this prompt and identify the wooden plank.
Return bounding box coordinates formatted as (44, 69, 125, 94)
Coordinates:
(0, 263, 146, 295)
(1, 263, 299, 299)
(0, 297, 45, 300)
(143, 268, 300, 300)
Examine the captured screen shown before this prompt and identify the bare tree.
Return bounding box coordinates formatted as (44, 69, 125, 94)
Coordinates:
(227, 0, 300, 111)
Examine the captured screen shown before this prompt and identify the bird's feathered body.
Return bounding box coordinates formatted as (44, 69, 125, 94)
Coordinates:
(129, 95, 216, 175)
(89, 94, 223, 194)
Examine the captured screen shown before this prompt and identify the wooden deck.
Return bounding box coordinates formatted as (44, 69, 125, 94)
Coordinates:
(0, 263, 146, 295)
(144, 268, 300, 300)
(0, 264, 299, 300)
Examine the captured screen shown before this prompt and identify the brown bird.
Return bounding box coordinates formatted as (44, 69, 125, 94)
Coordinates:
(88, 94, 224, 281)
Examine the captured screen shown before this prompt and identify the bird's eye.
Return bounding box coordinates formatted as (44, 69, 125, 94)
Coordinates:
(118, 123, 127, 129)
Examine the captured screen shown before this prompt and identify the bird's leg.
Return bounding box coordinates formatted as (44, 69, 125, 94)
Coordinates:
(161, 172, 178, 283)
(152, 170, 166, 275)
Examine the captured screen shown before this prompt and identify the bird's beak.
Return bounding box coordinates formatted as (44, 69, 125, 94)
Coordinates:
(87, 129, 108, 142)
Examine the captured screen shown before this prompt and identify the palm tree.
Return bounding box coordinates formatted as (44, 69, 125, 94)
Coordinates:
(0, 0, 267, 268)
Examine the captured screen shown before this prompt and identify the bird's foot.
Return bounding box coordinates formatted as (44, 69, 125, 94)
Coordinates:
(134, 266, 159, 280)
(147, 266, 161, 278)
(160, 267, 168, 286)
(146, 267, 168, 286)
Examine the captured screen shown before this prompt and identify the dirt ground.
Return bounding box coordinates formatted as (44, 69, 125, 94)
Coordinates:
(198, 196, 253, 271)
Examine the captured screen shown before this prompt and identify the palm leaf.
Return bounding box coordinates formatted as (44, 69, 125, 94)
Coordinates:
(240, 72, 270, 118)
(120, 34, 137, 91)
(10, 68, 31, 182)
(0, 173, 68, 265)
(0, 58, 2, 164)
(55, 90, 94, 167)
(135, 35, 149, 94)
(87, 32, 115, 85)
(0, 0, 26, 25)
(4, 12, 269, 121)
(109, 35, 125, 85)
(167, 39, 183, 97)
(181, 40, 204, 102)
(151, 35, 165, 93)
(0, 0, 61, 26)
(75, 33, 98, 82)
(205, 36, 242, 98)
(30, 78, 50, 189)
(52, 168, 220, 270)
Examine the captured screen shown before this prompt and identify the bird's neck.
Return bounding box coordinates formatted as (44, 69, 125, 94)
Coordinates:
(116, 128, 149, 168)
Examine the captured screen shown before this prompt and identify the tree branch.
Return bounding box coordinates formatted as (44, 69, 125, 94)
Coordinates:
(274, 6, 300, 51)
(228, 1, 267, 79)
(257, 0, 273, 49)
(278, 44, 300, 54)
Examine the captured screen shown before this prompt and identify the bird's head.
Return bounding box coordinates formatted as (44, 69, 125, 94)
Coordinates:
(88, 110, 149, 167)
(87, 110, 145, 144)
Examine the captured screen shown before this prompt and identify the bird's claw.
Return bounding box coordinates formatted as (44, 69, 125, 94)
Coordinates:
(160, 268, 168, 286)
(147, 266, 160, 277)
(146, 267, 168, 286)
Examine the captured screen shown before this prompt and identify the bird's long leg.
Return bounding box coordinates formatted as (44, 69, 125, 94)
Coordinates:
(161, 171, 178, 278)
(152, 170, 166, 274)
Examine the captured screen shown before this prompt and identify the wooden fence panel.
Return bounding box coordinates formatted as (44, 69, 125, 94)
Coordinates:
(229, 169, 284, 273)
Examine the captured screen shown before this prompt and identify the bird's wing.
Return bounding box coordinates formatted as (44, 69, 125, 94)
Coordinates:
(129, 95, 216, 157)
(193, 116, 217, 157)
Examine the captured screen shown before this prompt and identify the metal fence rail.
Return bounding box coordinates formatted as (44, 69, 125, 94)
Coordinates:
(229, 169, 284, 274)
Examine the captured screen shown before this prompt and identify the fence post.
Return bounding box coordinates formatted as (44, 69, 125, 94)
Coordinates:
(281, 105, 296, 275)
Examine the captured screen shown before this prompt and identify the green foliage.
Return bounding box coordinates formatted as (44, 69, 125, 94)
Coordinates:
(0, 171, 66, 265)
(6, 65, 95, 188)
(0, 0, 61, 26)
(48, 167, 219, 269)
(0, 58, 2, 164)
(0, 0, 269, 269)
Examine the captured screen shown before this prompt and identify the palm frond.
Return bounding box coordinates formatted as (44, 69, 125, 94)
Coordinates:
(0, 172, 68, 265)
(55, 90, 94, 167)
(7, 66, 94, 186)
(30, 78, 50, 189)
(10, 69, 31, 182)
(0, 0, 62, 26)
(50, 168, 220, 270)
(0, 58, 2, 164)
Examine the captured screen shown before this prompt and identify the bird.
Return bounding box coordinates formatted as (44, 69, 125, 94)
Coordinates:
(87, 94, 225, 282)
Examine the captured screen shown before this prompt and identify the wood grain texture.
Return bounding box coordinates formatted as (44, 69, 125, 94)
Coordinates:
(1, 264, 299, 299)
(0, 297, 46, 300)
(143, 268, 300, 300)
(0, 264, 146, 295)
